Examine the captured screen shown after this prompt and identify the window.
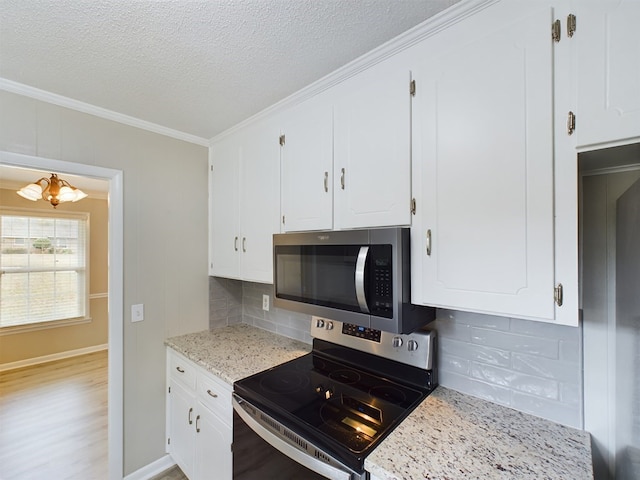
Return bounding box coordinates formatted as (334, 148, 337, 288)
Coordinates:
(0, 209, 89, 329)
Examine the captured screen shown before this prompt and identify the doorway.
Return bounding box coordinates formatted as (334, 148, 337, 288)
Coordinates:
(581, 142, 640, 479)
(0, 151, 123, 479)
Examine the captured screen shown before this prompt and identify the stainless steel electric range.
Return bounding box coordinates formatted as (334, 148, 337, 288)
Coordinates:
(232, 317, 437, 480)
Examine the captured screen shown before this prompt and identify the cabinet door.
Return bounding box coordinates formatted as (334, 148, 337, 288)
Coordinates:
(194, 404, 232, 480)
(239, 119, 281, 283)
(576, 0, 640, 147)
(209, 133, 241, 279)
(168, 380, 196, 480)
(280, 94, 333, 232)
(334, 58, 412, 230)
(412, 3, 555, 320)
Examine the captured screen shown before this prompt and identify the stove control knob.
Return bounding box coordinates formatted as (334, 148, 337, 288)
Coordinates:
(316, 318, 325, 328)
(325, 321, 334, 330)
(392, 337, 403, 348)
(407, 340, 419, 352)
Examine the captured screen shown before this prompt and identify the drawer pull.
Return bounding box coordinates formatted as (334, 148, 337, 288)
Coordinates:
(207, 389, 218, 398)
(176, 366, 185, 373)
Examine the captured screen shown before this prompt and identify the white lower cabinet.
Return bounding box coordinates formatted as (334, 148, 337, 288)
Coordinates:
(166, 348, 232, 480)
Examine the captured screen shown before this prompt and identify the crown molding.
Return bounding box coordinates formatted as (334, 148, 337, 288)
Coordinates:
(210, 0, 498, 144)
(0, 78, 209, 147)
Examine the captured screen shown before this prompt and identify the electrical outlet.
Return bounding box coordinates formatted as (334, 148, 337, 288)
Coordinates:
(131, 304, 144, 322)
(262, 294, 270, 311)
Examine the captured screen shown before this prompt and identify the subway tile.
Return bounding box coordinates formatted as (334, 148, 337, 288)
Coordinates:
(471, 327, 559, 359)
(470, 363, 559, 399)
(511, 391, 582, 429)
(252, 317, 278, 333)
(560, 383, 582, 407)
(446, 310, 511, 331)
(276, 325, 310, 344)
(559, 340, 581, 364)
(438, 371, 511, 406)
(434, 318, 472, 342)
(440, 337, 510, 368)
(509, 317, 580, 342)
(438, 355, 470, 376)
(512, 353, 580, 383)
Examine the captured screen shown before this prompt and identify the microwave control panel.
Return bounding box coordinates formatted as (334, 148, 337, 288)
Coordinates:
(370, 245, 393, 318)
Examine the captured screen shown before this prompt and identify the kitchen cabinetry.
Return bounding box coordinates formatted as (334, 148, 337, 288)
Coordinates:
(280, 93, 333, 232)
(411, 1, 573, 323)
(332, 57, 412, 230)
(166, 348, 232, 480)
(279, 55, 413, 232)
(575, 0, 640, 147)
(209, 118, 281, 283)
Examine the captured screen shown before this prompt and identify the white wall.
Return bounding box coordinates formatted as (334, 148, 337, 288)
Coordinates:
(0, 89, 209, 475)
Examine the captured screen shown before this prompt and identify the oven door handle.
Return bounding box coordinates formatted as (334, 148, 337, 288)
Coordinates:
(233, 396, 353, 480)
(355, 246, 370, 314)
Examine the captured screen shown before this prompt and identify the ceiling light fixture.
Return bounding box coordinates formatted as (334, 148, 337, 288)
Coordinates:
(17, 173, 88, 208)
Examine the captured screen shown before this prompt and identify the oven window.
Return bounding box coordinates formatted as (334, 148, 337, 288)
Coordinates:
(275, 245, 362, 312)
(233, 411, 329, 480)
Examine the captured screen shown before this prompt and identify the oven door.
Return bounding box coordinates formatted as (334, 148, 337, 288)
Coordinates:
(232, 395, 366, 480)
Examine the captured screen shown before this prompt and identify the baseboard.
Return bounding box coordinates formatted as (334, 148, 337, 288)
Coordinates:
(123, 455, 176, 480)
(0, 343, 108, 372)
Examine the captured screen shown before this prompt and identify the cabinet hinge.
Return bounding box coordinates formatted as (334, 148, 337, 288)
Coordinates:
(567, 14, 576, 38)
(410, 79, 416, 97)
(410, 198, 416, 215)
(554, 283, 564, 307)
(279, 134, 285, 146)
(567, 111, 576, 135)
(552, 19, 561, 42)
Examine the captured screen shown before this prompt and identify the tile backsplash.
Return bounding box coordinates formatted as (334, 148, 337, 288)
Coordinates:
(208, 277, 583, 428)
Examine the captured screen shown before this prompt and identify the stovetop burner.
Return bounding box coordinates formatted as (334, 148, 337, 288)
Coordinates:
(234, 336, 436, 472)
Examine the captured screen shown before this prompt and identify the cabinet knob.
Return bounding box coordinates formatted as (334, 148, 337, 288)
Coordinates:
(176, 366, 185, 373)
(324, 171, 329, 193)
(207, 389, 218, 398)
(234, 236, 238, 252)
(242, 237, 247, 253)
(196, 415, 201, 433)
(408, 340, 419, 352)
(392, 337, 403, 348)
(188, 407, 193, 425)
(340, 168, 346, 190)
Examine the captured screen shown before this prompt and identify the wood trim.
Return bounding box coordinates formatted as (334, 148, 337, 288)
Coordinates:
(0, 343, 108, 372)
(122, 454, 176, 480)
(0, 78, 209, 147)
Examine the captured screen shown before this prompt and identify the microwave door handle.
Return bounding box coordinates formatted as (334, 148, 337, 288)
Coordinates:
(355, 246, 370, 314)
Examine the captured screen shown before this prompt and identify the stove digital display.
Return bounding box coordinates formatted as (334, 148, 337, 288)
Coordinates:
(342, 323, 382, 342)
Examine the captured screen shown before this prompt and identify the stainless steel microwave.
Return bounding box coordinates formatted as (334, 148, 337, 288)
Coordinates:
(273, 228, 434, 334)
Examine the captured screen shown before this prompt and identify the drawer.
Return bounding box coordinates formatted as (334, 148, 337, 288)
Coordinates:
(168, 349, 197, 390)
(197, 370, 232, 424)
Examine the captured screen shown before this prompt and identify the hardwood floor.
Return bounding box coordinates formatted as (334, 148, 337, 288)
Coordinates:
(0, 351, 108, 479)
(150, 465, 188, 480)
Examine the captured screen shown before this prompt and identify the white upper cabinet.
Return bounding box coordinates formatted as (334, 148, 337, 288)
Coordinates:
(575, 0, 640, 147)
(280, 94, 334, 232)
(411, 1, 557, 321)
(209, 119, 280, 283)
(209, 131, 242, 280)
(333, 58, 412, 230)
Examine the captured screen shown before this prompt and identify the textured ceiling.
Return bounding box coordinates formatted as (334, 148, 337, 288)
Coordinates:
(0, 0, 459, 140)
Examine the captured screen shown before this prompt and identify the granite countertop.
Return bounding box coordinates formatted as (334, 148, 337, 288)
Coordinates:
(365, 386, 593, 480)
(166, 325, 592, 479)
(165, 324, 311, 385)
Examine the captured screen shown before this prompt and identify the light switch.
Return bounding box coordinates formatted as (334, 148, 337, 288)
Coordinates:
(131, 304, 144, 322)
